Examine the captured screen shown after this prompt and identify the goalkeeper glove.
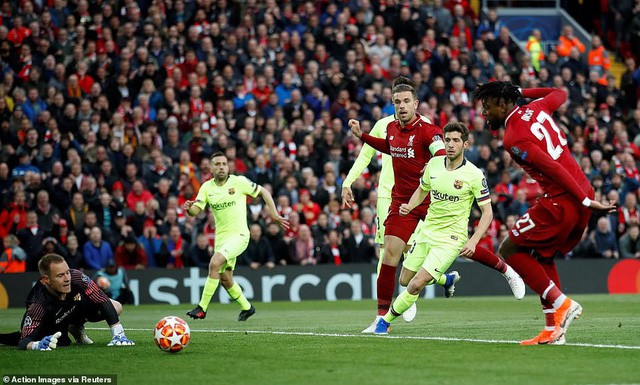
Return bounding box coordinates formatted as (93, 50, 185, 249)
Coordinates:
(32, 332, 62, 351)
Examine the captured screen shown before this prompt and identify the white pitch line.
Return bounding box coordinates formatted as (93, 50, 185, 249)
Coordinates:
(87, 327, 640, 350)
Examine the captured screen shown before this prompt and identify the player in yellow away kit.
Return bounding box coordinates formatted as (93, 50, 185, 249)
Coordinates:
(185, 152, 289, 321)
(373, 122, 494, 334)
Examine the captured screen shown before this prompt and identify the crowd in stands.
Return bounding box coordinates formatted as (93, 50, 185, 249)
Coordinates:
(1, 0, 640, 275)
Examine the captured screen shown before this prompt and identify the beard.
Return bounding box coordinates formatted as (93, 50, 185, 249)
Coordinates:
(488, 118, 504, 130)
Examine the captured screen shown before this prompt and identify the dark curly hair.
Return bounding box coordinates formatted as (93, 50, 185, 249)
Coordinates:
(472, 81, 522, 105)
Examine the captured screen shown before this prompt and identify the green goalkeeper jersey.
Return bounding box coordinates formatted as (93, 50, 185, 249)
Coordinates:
(418, 156, 491, 243)
(193, 175, 261, 240)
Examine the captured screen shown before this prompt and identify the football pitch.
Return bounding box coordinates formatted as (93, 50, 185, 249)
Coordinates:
(1, 294, 639, 385)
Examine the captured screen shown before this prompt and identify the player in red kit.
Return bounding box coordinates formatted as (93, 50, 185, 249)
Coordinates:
(473, 81, 616, 345)
(351, 80, 524, 333)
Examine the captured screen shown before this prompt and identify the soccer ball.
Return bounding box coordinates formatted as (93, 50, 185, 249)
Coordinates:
(154, 316, 190, 353)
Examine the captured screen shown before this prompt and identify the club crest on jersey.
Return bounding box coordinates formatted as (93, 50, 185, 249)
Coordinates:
(74, 293, 81, 301)
(408, 135, 415, 147)
(228, 188, 235, 195)
(454, 180, 463, 189)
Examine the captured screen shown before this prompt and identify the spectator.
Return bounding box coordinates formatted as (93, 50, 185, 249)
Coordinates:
(0, 190, 29, 239)
(619, 223, 640, 259)
(64, 234, 84, 270)
(265, 221, 290, 266)
(556, 25, 586, 58)
(83, 226, 113, 270)
(94, 259, 134, 304)
(33, 190, 60, 234)
(570, 228, 600, 259)
(126, 180, 154, 210)
(138, 224, 169, 268)
(617, 193, 640, 236)
(0, 234, 27, 273)
(242, 223, 276, 270)
(166, 225, 188, 269)
(525, 29, 545, 72)
(343, 220, 375, 264)
(592, 216, 619, 259)
(17, 211, 45, 271)
(114, 234, 147, 270)
(292, 224, 318, 266)
(189, 233, 213, 269)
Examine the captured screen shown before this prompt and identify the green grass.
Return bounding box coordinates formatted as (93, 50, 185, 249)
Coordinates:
(1, 294, 640, 385)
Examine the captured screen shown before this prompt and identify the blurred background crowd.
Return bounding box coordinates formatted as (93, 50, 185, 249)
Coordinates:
(0, 0, 640, 277)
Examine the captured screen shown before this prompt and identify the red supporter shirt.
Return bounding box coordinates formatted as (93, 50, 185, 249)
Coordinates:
(360, 113, 446, 206)
(503, 88, 593, 202)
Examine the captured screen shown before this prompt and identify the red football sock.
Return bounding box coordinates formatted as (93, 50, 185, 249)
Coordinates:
(541, 301, 556, 330)
(508, 252, 567, 308)
(470, 246, 507, 273)
(377, 263, 397, 316)
(540, 258, 561, 289)
(505, 252, 553, 295)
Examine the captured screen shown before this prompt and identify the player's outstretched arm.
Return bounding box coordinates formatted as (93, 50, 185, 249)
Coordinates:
(184, 200, 203, 216)
(399, 186, 429, 216)
(461, 203, 493, 257)
(521, 87, 566, 112)
(259, 186, 290, 230)
(349, 119, 391, 155)
(585, 199, 617, 214)
(343, 121, 385, 208)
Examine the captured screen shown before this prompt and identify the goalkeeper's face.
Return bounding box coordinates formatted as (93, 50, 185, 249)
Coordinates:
(212, 154, 229, 182)
(44, 261, 72, 296)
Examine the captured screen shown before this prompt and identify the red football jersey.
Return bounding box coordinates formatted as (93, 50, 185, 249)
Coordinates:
(360, 113, 445, 205)
(503, 88, 592, 202)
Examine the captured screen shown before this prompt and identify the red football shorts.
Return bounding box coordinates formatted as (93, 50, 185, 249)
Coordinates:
(508, 194, 591, 258)
(383, 200, 428, 244)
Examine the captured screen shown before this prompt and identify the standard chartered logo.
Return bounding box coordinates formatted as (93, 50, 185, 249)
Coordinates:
(432, 189, 460, 202)
(212, 201, 237, 210)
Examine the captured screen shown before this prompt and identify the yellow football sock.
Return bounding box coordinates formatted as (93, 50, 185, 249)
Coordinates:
(198, 277, 220, 311)
(383, 290, 419, 323)
(226, 282, 251, 311)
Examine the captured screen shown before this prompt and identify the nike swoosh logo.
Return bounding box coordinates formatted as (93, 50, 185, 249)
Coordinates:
(434, 268, 443, 273)
(430, 176, 436, 179)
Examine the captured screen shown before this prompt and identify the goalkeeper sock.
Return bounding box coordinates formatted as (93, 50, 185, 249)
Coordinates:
(383, 290, 419, 323)
(199, 277, 220, 311)
(226, 282, 251, 311)
(111, 324, 124, 337)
